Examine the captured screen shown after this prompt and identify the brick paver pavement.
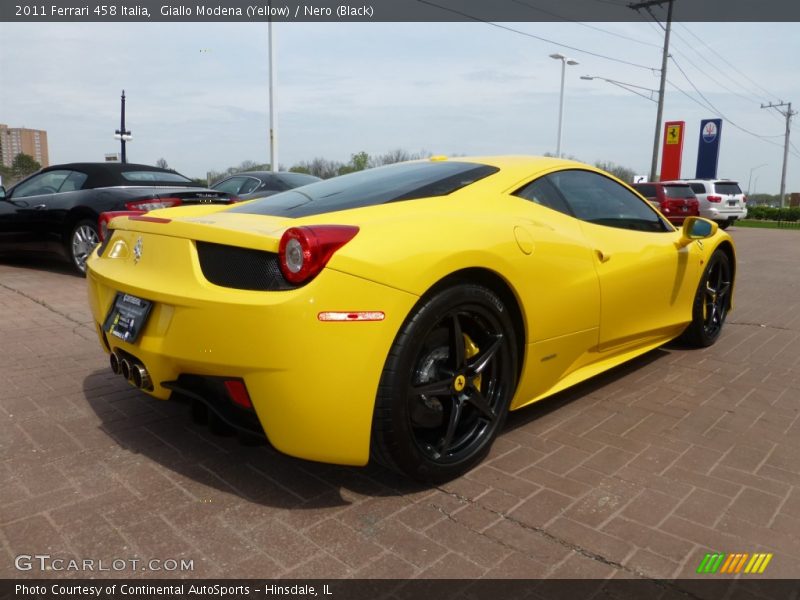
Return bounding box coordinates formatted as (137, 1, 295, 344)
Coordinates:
(1, 228, 799, 580)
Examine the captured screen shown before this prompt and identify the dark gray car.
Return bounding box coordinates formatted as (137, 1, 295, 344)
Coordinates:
(211, 171, 321, 201)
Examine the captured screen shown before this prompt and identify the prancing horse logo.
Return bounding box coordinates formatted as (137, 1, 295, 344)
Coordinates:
(133, 237, 143, 264)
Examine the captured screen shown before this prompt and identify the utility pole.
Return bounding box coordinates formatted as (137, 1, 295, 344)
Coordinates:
(114, 90, 132, 163)
(268, 20, 277, 172)
(761, 101, 796, 207)
(629, 0, 674, 182)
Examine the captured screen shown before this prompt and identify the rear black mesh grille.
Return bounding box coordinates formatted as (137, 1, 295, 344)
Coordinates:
(196, 242, 296, 291)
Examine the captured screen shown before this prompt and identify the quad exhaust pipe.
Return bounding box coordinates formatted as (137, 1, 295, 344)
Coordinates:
(109, 351, 152, 390)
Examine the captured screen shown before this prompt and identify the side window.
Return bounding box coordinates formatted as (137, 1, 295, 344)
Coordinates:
(546, 170, 669, 233)
(12, 170, 72, 198)
(690, 183, 705, 194)
(239, 177, 262, 194)
(213, 176, 247, 195)
(513, 176, 573, 216)
(58, 171, 88, 192)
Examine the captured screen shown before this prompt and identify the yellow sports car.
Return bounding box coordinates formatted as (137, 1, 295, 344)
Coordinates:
(87, 156, 735, 481)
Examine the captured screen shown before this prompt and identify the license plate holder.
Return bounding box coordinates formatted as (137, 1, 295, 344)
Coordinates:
(103, 293, 153, 343)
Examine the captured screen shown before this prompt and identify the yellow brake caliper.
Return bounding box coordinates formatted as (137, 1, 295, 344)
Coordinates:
(463, 333, 482, 391)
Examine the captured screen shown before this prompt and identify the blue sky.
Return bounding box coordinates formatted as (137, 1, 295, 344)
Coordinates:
(2, 20, 799, 194)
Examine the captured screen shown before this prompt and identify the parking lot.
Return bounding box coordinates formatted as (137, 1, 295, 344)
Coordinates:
(1, 227, 800, 582)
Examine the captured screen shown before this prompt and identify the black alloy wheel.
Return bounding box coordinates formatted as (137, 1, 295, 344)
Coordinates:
(371, 284, 517, 482)
(680, 249, 732, 347)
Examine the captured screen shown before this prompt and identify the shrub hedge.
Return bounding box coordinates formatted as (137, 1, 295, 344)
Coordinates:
(746, 206, 800, 221)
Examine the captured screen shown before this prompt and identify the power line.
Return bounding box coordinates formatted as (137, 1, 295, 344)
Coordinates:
(639, 8, 768, 110)
(676, 23, 783, 104)
(670, 56, 785, 141)
(507, 0, 662, 49)
(414, 0, 659, 71)
(666, 78, 800, 159)
(667, 30, 772, 108)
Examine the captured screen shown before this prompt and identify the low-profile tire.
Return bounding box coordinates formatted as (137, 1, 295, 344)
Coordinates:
(371, 283, 518, 483)
(67, 219, 100, 275)
(679, 249, 732, 347)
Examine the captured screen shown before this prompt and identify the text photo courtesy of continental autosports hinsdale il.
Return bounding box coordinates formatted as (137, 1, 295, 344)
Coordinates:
(2, 0, 800, 593)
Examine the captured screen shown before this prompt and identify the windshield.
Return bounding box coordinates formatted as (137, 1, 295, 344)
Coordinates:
(663, 185, 695, 199)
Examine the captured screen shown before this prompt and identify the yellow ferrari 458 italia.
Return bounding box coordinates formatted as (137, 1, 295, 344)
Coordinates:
(87, 156, 735, 481)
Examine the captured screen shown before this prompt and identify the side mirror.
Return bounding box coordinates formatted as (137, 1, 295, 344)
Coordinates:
(0, 186, 6, 200)
(678, 217, 718, 247)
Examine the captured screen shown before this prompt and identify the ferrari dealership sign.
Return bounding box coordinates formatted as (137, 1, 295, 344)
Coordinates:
(660, 120, 685, 181)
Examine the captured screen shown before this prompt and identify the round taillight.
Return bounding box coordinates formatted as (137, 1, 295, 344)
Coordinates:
(278, 225, 359, 285)
(284, 237, 306, 274)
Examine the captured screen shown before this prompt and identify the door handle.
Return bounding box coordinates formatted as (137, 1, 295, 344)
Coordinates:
(33, 204, 46, 210)
(595, 249, 611, 263)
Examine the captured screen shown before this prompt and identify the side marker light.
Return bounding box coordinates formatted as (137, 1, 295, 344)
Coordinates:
(317, 311, 386, 322)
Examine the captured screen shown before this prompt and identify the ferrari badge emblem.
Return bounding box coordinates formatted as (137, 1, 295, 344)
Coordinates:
(133, 237, 143, 264)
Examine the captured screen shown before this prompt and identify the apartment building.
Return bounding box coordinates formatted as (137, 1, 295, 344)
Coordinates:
(0, 123, 50, 168)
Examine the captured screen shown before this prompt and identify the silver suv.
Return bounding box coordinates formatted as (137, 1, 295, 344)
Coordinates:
(664, 179, 747, 229)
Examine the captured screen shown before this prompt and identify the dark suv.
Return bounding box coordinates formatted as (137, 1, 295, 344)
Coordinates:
(631, 182, 700, 225)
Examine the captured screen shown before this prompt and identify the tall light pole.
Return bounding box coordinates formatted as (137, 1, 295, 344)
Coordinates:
(268, 20, 277, 172)
(114, 90, 132, 163)
(747, 163, 768, 194)
(549, 53, 578, 158)
(580, 75, 658, 103)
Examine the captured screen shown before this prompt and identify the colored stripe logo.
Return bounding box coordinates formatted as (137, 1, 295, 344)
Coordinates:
(697, 552, 773, 574)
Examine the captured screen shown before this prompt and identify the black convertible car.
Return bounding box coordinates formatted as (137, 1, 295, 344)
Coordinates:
(0, 162, 233, 274)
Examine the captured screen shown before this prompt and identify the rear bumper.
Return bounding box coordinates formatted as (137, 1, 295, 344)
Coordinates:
(701, 206, 747, 221)
(87, 259, 418, 466)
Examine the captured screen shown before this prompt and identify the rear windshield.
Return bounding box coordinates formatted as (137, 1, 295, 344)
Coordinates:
(230, 161, 499, 218)
(663, 185, 695, 199)
(632, 184, 656, 197)
(277, 173, 321, 187)
(714, 182, 742, 195)
(121, 170, 194, 184)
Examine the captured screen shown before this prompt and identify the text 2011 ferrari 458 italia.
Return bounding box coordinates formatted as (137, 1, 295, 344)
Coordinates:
(87, 156, 735, 481)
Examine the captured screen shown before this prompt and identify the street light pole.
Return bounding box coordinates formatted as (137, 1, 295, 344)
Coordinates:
(268, 19, 277, 172)
(747, 163, 768, 194)
(114, 90, 132, 164)
(580, 75, 658, 103)
(549, 53, 579, 158)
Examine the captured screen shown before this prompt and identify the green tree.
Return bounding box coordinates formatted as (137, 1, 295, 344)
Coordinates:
(11, 153, 41, 180)
(0, 164, 12, 187)
(351, 151, 369, 171)
(337, 151, 371, 176)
